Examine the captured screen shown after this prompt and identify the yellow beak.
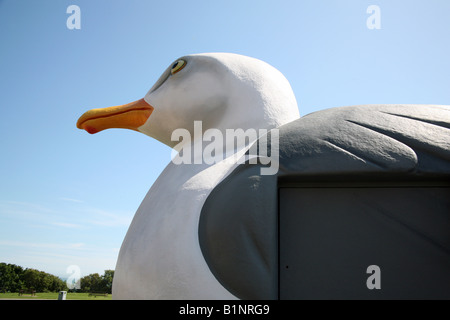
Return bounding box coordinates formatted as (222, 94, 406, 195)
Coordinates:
(76, 98, 154, 134)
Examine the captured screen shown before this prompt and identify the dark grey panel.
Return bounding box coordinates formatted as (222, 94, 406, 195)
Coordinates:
(279, 187, 450, 299)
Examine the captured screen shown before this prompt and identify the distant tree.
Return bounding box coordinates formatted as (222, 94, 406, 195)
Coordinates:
(0, 263, 24, 292)
(80, 273, 102, 292)
(48, 273, 67, 292)
(80, 270, 114, 293)
(22, 269, 51, 291)
(101, 270, 114, 294)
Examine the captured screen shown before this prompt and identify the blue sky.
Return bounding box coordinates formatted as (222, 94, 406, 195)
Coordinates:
(0, 0, 449, 278)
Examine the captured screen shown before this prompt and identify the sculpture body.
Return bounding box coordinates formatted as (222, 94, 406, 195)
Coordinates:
(77, 53, 450, 299)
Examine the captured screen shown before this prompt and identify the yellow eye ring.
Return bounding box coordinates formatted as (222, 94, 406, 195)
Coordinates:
(171, 60, 186, 75)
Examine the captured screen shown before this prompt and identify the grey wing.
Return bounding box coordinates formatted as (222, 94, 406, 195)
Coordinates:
(199, 165, 278, 300)
(278, 104, 450, 176)
(199, 104, 450, 300)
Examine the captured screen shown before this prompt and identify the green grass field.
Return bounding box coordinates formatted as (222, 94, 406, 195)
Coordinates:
(0, 292, 112, 300)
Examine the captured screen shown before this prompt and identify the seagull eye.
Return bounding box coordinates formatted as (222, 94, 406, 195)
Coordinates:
(171, 60, 186, 75)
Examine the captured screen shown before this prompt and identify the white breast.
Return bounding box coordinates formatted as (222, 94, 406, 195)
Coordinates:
(112, 155, 243, 299)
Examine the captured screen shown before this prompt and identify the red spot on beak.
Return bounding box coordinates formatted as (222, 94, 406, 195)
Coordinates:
(84, 125, 99, 134)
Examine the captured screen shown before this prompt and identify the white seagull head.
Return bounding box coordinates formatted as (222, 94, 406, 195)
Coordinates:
(77, 53, 300, 149)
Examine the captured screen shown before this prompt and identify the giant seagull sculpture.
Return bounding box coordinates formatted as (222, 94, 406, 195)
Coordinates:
(77, 53, 450, 299)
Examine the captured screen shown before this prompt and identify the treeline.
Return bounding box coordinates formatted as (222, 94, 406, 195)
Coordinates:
(0, 263, 66, 292)
(0, 263, 114, 294)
